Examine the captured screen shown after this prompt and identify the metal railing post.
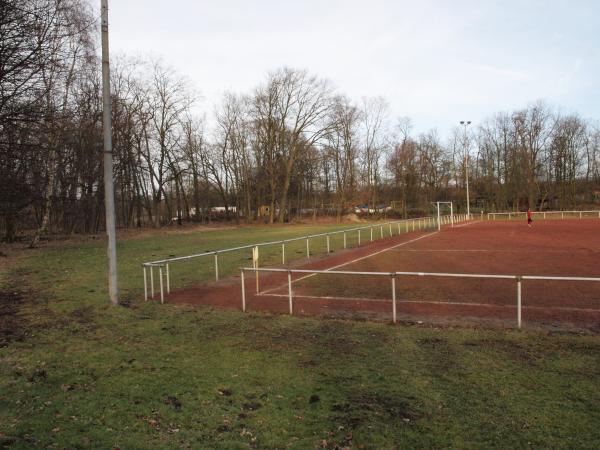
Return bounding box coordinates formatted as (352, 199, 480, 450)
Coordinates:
(517, 277, 522, 329)
(288, 270, 293, 315)
(391, 275, 397, 323)
(370, 226, 373, 241)
(358, 229, 361, 246)
(343, 232, 347, 249)
(397, 223, 401, 234)
(380, 226, 383, 239)
(327, 235, 330, 253)
(389, 224, 392, 236)
(143, 266, 148, 301)
(306, 238, 310, 258)
(150, 266, 154, 298)
(282, 242, 285, 264)
(166, 263, 170, 294)
(240, 269, 246, 312)
(159, 266, 164, 304)
(214, 252, 219, 281)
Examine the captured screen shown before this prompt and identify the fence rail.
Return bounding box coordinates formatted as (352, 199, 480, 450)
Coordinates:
(143, 213, 471, 302)
(487, 210, 600, 220)
(239, 267, 600, 329)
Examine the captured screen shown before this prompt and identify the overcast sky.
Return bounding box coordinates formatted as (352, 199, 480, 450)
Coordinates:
(106, 0, 600, 137)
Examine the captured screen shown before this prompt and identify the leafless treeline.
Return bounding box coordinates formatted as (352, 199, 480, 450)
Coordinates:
(2, 0, 600, 242)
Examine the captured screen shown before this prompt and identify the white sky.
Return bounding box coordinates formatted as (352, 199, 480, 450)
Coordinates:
(106, 0, 600, 137)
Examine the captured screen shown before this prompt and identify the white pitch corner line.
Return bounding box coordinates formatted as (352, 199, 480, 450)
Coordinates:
(258, 230, 439, 295)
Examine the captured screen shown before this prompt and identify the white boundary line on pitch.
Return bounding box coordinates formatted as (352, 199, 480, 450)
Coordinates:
(389, 249, 598, 253)
(256, 293, 600, 313)
(258, 231, 439, 295)
(452, 220, 481, 228)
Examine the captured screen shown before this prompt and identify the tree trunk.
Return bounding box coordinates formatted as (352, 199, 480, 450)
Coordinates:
(30, 146, 57, 248)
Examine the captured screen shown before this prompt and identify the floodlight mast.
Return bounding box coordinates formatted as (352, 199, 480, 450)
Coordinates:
(460, 121, 472, 218)
(101, 0, 119, 305)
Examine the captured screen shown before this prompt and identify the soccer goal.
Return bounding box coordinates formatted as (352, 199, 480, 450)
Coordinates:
(432, 201, 454, 231)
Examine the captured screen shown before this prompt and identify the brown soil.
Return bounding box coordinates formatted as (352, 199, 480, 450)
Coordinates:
(163, 220, 600, 330)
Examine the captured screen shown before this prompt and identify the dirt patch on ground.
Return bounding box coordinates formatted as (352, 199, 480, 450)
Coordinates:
(561, 340, 600, 355)
(0, 289, 27, 347)
(342, 213, 363, 223)
(68, 305, 99, 333)
(0, 267, 100, 346)
(468, 338, 541, 364)
(331, 391, 422, 429)
(416, 337, 447, 349)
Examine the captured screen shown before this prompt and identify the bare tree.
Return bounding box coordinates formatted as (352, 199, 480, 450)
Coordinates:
(325, 95, 359, 219)
(512, 102, 553, 209)
(360, 97, 388, 211)
(548, 114, 586, 208)
(251, 68, 332, 222)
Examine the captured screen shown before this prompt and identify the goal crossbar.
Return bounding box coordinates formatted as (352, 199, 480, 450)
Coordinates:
(432, 201, 454, 231)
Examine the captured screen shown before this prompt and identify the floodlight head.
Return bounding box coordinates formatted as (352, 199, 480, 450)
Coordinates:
(460, 121, 465, 125)
(467, 121, 471, 125)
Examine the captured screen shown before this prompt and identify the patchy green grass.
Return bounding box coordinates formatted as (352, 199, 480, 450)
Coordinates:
(1, 222, 600, 449)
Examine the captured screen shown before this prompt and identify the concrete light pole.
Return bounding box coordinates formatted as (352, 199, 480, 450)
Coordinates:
(460, 120, 471, 218)
(101, 0, 119, 305)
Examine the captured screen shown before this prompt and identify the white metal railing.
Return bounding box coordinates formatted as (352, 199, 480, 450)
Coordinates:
(487, 210, 600, 220)
(239, 267, 600, 329)
(143, 213, 472, 302)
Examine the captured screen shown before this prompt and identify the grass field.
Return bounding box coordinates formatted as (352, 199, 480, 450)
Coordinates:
(2, 222, 600, 448)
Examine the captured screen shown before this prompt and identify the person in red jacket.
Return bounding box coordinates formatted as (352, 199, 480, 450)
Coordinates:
(527, 207, 533, 227)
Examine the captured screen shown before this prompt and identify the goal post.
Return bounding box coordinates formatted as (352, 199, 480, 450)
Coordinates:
(432, 201, 454, 231)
